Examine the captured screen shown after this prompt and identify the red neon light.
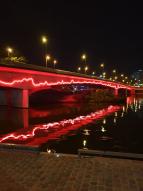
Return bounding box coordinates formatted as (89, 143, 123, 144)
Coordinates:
(0, 77, 130, 89)
(0, 105, 120, 144)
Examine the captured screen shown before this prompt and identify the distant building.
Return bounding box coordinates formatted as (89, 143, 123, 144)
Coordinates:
(131, 70, 143, 85)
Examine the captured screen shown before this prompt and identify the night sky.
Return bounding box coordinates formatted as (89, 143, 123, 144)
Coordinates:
(0, 0, 142, 77)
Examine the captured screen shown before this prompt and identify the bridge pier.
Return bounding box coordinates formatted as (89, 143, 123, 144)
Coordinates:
(0, 90, 7, 105)
(108, 89, 118, 96)
(11, 90, 29, 108)
(130, 89, 135, 94)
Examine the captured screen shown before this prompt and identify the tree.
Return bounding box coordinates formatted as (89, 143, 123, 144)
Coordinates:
(0, 46, 28, 63)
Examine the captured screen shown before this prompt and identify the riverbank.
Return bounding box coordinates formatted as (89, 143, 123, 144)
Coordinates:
(0, 150, 143, 191)
(73, 89, 126, 103)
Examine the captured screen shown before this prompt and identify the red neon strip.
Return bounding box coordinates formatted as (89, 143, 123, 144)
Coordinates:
(0, 77, 129, 89)
(0, 105, 120, 143)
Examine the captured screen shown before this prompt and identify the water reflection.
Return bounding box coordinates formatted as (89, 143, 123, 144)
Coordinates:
(0, 95, 143, 154)
(0, 105, 120, 145)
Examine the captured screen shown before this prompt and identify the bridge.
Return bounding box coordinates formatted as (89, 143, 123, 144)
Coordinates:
(0, 61, 135, 108)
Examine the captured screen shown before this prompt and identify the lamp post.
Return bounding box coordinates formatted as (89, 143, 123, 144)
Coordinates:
(113, 70, 116, 77)
(85, 67, 88, 75)
(101, 63, 104, 73)
(78, 67, 81, 73)
(53, 60, 57, 69)
(82, 54, 86, 68)
(42, 36, 47, 67)
(103, 72, 106, 79)
(7, 48, 12, 58)
(121, 74, 124, 83)
(46, 55, 50, 67)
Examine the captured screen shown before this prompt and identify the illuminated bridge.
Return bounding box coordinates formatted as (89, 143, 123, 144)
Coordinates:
(0, 61, 135, 108)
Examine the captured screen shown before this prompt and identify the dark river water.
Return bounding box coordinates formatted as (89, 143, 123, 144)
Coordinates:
(0, 95, 143, 155)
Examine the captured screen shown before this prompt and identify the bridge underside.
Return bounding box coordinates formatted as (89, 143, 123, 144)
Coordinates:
(0, 84, 135, 108)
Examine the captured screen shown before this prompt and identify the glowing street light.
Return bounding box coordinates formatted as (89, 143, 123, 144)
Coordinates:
(113, 70, 116, 76)
(92, 71, 95, 75)
(103, 72, 106, 78)
(46, 55, 50, 67)
(42, 37, 47, 43)
(7, 48, 12, 58)
(53, 60, 57, 69)
(82, 54, 86, 68)
(125, 77, 128, 79)
(115, 76, 118, 80)
(109, 78, 112, 80)
(122, 79, 125, 82)
(101, 63, 104, 73)
(42, 36, 48, 67)
(85, 67, 88, 75)
(121, 74, 124, 77)
(78, 67, 81, 73)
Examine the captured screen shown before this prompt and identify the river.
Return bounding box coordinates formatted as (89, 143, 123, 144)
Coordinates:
(0, 95, 143, 155)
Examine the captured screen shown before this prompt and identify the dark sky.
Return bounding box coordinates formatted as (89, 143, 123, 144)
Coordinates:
(0, 0, 142, 78)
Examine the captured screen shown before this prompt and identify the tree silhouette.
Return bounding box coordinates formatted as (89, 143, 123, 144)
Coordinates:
(0, 46, 28, 63)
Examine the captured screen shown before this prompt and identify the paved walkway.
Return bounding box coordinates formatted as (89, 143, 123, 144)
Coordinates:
(0, 150, 143, 191)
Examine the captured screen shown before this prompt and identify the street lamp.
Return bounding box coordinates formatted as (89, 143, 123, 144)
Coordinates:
(7, 48, 12, 58)
(85, 67, 88, 75)
(53, 60, 57, 69)
(103, 72, 106, 78)
(82, 54, 86, 68)
(125, 77, 128, 79)
(78, 67, 81, 73)
(115, 76, 118, 80)
(109, 78, 112, 80)
(113, 70, 116, 77)
(92, 72, 95, 75)
(122, 79, 125, 83)
(46, 55, 50, 67)
(42, 36, 47, 66)
(101, 63, 104, 73)
(121, 74, 124, 77)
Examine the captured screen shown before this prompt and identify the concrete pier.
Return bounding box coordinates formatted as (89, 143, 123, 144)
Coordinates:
(0, 90, 7, 106)
(11, 90, 29, 108)
(108, 88, 118, 96)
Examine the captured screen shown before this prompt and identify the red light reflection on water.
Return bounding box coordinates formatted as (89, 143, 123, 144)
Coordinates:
(0, 105, 120, 146)
(29, 108, 51, 118)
